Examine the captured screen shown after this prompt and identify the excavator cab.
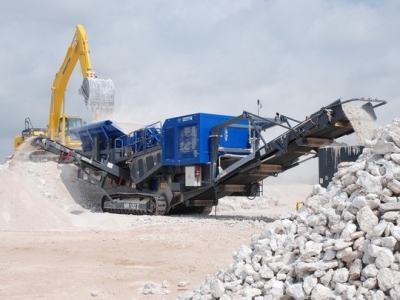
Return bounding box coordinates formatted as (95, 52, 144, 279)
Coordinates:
(58, 114, 85, 147)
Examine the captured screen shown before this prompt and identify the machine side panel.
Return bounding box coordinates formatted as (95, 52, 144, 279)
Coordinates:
(162, 113, 249, 166)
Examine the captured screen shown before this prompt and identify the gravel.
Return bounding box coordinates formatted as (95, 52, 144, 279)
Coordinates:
(178, 118, 400, 299)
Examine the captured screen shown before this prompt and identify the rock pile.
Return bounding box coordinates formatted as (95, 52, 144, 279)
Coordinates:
(179, 118, 400, 299)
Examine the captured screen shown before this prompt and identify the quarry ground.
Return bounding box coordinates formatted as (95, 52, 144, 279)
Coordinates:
(0, 157, 312, 300)
(0, 223, 260, 300)
(0, 202, 308, 300)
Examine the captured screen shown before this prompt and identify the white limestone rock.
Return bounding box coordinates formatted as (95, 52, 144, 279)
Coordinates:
(377, 268, 400, 291)
(375, 248, 395, 269)
(391, 225, 400, 241)
(285, 283, 306, 300)
(367, 243, 383, 257)
(223, 280, 240, 291)
(357, 206, 379, 233)
(348, 259, 362, 280)
(142, 281, 157, 295)
(323, 249, 336, 261)
(389, 284, 400, 299)
(336, 247, 353, 259)
(210, 279, 225, 298)
(320, 269, 334, 286)
(233, 245, 252, 261)
(295, 261, 338, 277)
(390, 153, 400, 164)
(234, 264, 247, 280)
(303, 275, 317, 295)
(310, 284, 332, 300)
(334, 239, 353, 251)
(356, 171, 383, 194)
(341, 250, 363, 263)
(380, 202, 400, 212)
(332, 268, 349, 284)
(363, 277, 377, 289)
(265, 278, 284, 299)
(241, 286, 262, 298)
(373, 140, 400, 155)
(381, 236, 397, 249)
(259, 265, 274, 279)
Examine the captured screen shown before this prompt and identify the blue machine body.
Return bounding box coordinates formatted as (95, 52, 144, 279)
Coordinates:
(162, 113, 250, 166)
(70, 120, 127, 152)
(70, 120, 162, 153)
(70, 113, 250, 166)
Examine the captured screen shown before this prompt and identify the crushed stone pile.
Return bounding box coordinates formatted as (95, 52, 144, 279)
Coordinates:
(179, 118, 400, 299)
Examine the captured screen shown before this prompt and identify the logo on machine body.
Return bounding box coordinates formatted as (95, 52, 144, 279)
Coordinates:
(181, 116, 193, 122)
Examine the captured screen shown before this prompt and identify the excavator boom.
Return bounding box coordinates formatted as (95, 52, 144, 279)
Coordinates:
(13, 24, 114, 157)
(49, 24, 115, 141)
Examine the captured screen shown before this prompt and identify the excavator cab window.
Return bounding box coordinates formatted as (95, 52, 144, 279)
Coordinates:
(68, 117, 84, 130)
(69, 117, 85, 141)
(58, 117, 84, 141)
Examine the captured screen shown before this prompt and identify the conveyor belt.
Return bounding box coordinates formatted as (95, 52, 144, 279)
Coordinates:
(206, 98, 386, 198)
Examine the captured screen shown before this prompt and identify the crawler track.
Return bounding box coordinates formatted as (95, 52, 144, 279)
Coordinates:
(101, 193, 167, 215)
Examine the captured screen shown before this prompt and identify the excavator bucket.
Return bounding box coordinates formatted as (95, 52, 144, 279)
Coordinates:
(79, 77, 115, 121)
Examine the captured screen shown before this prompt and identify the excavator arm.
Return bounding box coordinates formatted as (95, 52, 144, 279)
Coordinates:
(48, 24, 114, 141)
(13, 24, 113, 158)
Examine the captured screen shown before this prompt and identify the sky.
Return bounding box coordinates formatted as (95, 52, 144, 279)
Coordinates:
(1, 0, 399, 184)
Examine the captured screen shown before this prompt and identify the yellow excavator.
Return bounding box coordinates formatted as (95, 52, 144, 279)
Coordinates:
(14, 24, 114, 152)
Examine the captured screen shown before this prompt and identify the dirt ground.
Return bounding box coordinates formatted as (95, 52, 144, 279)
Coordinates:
(0, 220, 266, 300)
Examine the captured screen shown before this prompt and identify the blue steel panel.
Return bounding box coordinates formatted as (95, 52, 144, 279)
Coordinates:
(162, 113, 249, 166)
(69, 120, 126, 151)
(128, 127, 162, 153)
